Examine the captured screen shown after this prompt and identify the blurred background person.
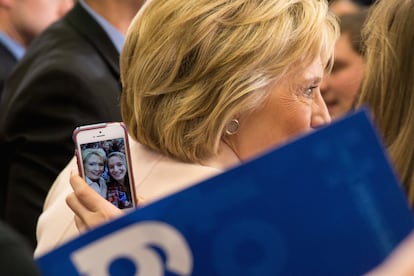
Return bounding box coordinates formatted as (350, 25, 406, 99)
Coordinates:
(0, 0, 145, 251)
(0, 0, 74, 94)
(321, 10, 367, 119)
(329, 0, 414, 274)
(0, 220, 41, 275)
(328, 0, 364, 15)
(355, 6, 414, 276)
(355, 0, 375, 6)
(36, 0, 338, 255)
(356, 0, 414, 208)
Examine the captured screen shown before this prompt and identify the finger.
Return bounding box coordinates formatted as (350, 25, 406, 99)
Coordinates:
(70, 169, 104, 211)
(136, 195, 146, 208)
(74, 215, 87, 233)
(66, 192, 105, 228)
(66, 192, 92, 221)
(66, 192, 93, 230)
(67, 193, 102, 230)
(69, 168, 91, 193)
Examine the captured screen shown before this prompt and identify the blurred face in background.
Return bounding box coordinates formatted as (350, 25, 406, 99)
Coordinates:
(329, 0, 360, 16)
(320, 32, 365, 119)
(5, 0, 74, 46)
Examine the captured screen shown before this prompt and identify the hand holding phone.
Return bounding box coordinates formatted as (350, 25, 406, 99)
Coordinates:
(67, 169, 124, 232)
(73, 122, 136, 210)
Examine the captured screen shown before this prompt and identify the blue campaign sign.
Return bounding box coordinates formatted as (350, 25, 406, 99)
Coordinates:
(36, 109, 414, 276)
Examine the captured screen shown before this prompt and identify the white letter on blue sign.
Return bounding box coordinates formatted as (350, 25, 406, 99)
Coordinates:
(70, 221, 193, 275)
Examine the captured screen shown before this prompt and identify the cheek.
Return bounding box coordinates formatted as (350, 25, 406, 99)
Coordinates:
(275, 102, 313, 139)
(275, 91, 314, 127)
(85, 168, 94, 177)
(27, 5, 61, 31)
(237, 97, 312, 159)
(336, 69, 362, 99)
(328, 70, 354, 98)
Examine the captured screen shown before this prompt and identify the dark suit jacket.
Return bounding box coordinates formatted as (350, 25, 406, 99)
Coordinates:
(0, 42, 17, 96)
(0, 2, 122, 250)
(0, 220, 40, 275)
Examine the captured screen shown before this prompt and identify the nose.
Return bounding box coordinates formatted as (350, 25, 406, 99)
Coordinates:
(311, 91, 331, 129)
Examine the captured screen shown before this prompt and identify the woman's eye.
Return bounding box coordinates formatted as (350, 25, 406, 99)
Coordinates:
(303, 86, 317, 99)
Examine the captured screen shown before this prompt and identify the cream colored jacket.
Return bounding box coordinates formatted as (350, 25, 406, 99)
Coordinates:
(35, 138, 240, 257)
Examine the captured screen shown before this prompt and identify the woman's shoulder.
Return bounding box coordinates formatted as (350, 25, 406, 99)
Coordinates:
(128, 139, 223, 203)
(106, 180, 121, 189)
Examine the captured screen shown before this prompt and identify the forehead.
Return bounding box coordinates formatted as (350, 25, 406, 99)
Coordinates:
(333, 35, 364, 67)
(87, 153, 103, 160)
(304, 58, 323, 77)
(109, 155, 123, 162)
(268, 57, 323, 93)
(335, 34, 355, 54)
(287, 57, 324, 83)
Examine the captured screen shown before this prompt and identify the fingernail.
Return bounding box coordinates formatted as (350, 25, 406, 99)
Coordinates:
(71, 167, 78, 176)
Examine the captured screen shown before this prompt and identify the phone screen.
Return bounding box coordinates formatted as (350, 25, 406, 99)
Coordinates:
(79, 137, 134, 210)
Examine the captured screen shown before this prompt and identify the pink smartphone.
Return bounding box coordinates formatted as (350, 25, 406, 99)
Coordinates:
(73, 122, 136, 210)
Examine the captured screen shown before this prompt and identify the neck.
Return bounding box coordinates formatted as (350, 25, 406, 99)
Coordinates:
(88, 176, 101, 185)
(0, 12, 27, 47)
(84, 0, 144, 35)
(201, 140, 241, 170)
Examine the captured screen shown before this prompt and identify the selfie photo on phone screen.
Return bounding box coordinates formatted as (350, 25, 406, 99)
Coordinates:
(73, 123, 136, 210)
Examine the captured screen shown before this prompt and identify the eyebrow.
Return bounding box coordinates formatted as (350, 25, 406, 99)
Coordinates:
(304, 76, 322, 84)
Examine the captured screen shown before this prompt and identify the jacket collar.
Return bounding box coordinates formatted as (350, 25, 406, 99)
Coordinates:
(64, 2, 120, 78)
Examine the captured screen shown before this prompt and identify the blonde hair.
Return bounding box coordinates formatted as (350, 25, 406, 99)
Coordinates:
(107, 151, 127, 168)
(82, 148, 106, 163)
(121, 0, 338, 163)
(357, 0, 414, 206)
